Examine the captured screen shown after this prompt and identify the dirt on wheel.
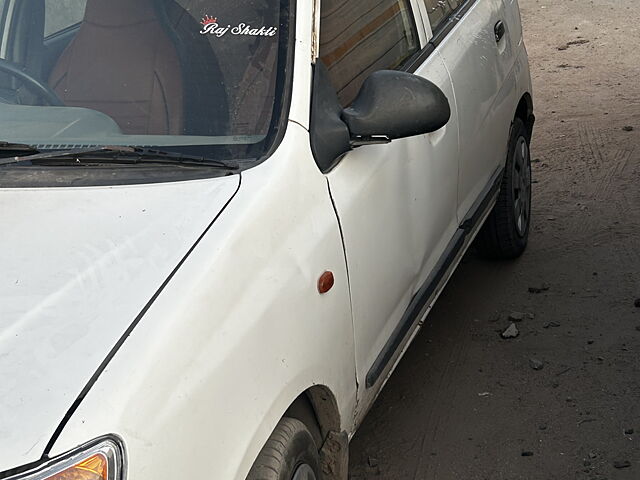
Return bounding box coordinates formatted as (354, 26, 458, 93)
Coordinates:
(349, 0, 640, 478)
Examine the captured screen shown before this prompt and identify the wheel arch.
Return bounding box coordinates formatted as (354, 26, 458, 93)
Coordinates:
(275, 385, 348, 480)
(285, 385, 342, 446)
(515, 92, 535, 140)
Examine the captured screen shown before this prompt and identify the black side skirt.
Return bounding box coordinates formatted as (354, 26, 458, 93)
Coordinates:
(365, 167, 504, 388)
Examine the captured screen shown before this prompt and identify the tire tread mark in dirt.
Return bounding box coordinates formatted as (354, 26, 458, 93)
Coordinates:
(577, 122, 607, 182)
(578, 123, 634, 199)
(579, 129, 639, 263)
(558, 124, 636, 242)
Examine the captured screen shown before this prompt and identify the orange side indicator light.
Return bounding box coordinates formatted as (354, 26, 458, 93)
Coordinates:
(318, 271, 334, 294)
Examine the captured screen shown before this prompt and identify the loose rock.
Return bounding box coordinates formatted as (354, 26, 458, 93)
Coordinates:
(567, 39, 590, 46)
(625, 428, 634, 435)
(529, 358, 544, 370)
(501, 323, 519, 339)
(613, 460, 631, 469)
(521, 451, 534, 457)
(529, 285, 550, 293)
(543, 321, 561, 329)
(634, 298, 640, 308)
(623, 126, 634, 132)
(509, 312, 526, 322)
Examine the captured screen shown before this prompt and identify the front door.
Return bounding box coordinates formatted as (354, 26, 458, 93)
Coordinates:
(318, 0, 460, 416)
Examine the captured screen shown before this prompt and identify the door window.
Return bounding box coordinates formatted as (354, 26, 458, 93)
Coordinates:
(44, 0, 87, 36)
(319, 0, 420, 107)
(422, 0, 462, 32)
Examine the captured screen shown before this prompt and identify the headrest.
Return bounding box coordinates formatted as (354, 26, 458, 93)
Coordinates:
(83, 0, 159, 27)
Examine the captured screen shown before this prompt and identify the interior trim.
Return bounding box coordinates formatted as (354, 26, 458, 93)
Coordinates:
(0, 0, 16, 58)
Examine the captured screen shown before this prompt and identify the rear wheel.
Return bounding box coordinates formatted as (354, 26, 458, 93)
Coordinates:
(246, 417, 322, 480)
(475, 118, 532, 259)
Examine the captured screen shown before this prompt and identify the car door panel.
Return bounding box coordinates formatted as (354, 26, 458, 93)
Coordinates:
(435, 0, 517, 219)
(502, 0, 523, 47)
(326, 51, 459, 413)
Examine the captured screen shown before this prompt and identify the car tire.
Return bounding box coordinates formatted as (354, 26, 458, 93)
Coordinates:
(246, 417, 322, 480)
(475, 117, 532, 259)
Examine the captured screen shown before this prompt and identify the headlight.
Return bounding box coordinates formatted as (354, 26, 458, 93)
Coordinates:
(7, 437, 125, 480)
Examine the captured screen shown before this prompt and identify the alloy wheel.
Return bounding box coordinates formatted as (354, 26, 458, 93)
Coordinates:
(512, 136, 531, 237)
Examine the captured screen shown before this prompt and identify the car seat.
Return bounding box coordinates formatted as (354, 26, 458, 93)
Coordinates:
(49, 0, 228, 136)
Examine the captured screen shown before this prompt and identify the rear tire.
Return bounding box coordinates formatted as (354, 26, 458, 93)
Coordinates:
(475, 118, 532, 259)
(246, 417, 322, 480)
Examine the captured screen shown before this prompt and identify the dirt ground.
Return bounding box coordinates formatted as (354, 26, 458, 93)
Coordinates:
(348, 0, 640, 478)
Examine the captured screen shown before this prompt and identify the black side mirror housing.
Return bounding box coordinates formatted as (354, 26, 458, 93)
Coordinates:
(310, 63, 451, 172)
(309, 62, 352, 173)
(342, 70, 451, 140)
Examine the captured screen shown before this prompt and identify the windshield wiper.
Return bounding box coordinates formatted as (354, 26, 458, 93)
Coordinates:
(0, 141, 40, 156)
(0, 145, 240, 170)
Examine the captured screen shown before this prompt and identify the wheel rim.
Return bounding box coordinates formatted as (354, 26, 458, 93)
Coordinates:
(292, 464, 317, 480)
(512, 136, 531, 237)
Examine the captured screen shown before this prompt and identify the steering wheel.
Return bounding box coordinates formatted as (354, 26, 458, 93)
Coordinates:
(0, 58, 63, 106)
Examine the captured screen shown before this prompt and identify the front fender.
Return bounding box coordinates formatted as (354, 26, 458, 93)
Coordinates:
(48, 123, 357, 480)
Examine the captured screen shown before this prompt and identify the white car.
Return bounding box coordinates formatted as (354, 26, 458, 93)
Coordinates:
(0, 0, 533, 479)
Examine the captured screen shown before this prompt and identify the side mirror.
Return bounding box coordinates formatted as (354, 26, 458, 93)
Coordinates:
(309, 63, 451, 172)
(342, 70, 451, 142)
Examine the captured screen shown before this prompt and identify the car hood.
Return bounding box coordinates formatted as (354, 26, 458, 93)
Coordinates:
(0, 175, 240, 472)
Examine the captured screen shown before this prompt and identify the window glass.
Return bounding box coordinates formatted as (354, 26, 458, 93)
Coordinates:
(319, 0, 420, 107)
(422, 0, 462, 32)
(44, 0, 87, 36)
(0, 0, 292, 164)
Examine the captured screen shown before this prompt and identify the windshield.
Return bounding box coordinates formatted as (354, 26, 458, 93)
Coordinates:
(0, 0, 291, 162)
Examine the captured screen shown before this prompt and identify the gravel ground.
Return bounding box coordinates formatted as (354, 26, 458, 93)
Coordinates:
(348, 0, 640, 478)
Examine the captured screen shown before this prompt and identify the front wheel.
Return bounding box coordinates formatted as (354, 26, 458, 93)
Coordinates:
(246, 417, 322, 480)
(475, 117, 532, 259)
